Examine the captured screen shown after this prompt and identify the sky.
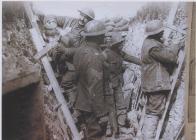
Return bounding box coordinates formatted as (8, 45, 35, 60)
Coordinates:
(33, 1, 146, 20)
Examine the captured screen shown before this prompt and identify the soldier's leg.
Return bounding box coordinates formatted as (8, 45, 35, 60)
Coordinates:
(142, 91, 168, 140)
(113, 85, 127, 126)
(60, 70, 77, 107)
(82, 112, 104, 140)
(113, 85, 133, 137)
(104, 95, 118, 137)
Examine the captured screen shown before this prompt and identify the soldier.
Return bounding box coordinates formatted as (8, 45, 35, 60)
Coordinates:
(102, 32, 141, 137)
(54, 20, 109, 139)
(141, 20, 183, 139)
(33, 7, 95, 47)
(33, 6, 95, 107)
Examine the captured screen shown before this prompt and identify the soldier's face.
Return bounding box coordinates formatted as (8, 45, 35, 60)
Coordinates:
(118, 43, 124, 50)
(105, 36, 112, 45)
(79, 13, 91, 26)
(159, 31, 164, 43)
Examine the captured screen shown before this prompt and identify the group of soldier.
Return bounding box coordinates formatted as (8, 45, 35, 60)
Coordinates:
(34, 6, 183, 140)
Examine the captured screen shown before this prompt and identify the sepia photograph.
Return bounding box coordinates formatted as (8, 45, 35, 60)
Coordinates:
(1, 1, 195, 140)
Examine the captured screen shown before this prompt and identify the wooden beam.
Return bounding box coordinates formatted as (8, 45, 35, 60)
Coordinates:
(2, 70, 40, 94)
(175, 123, 185, 140)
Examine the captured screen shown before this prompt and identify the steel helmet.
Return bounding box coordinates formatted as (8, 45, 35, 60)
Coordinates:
(44, 16, 57, 30)
(78, 8, 95, 20)
(110, 32, 125, 46)
(81, 20, 107, 37)
(145, 20, 164, 36)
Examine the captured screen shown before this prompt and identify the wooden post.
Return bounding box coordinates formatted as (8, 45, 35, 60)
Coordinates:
(174, 123, 185, 140)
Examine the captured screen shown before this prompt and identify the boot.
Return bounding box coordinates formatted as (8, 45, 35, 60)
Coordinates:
(106, 121, 113, 137)
(142, 114, 159, 140)
(117, 109, 127, 127)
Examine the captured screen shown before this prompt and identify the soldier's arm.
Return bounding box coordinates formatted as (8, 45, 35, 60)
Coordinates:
(54, 16, 78, 28)
(50, 46, 76, 59)
(34, 11, 78, 29)
(59, 46, 76, 57)
(149, 44, 182, 64)
(121, 52, 142, 65)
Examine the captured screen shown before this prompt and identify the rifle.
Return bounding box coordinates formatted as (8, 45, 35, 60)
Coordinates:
(24, 2, 81, 140)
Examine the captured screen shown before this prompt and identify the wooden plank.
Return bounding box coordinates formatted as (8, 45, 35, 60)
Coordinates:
(24, 3, 81, 140)
(174, 123, 185, 140)
(189, 2, 196, 97)
(2, 70, 40, 94)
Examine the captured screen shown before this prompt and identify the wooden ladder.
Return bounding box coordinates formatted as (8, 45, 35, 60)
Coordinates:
(24, 2, 81, 140)
(155, 2, 187, 140)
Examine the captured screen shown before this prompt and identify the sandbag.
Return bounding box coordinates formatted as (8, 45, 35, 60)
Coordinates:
(115, 19, 128, 28)
(105, 21, 115, 27)
(106, 26, 114, 32)
(112, 24, 129, 32)
(117, 24, 129, 31)
(112, 16, 123, 23)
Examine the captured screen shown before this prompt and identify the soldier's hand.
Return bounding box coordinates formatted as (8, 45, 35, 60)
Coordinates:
(48, 45, 61, 59)
(54, 46, 65, 55)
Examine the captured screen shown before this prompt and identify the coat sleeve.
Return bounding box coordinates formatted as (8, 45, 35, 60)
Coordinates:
(149, 45, 180, 64)
(60, 47, 76, 58)
(121, 52, 142, 65)
(87, 66, 107, 117)
(54, 16, 78, 28)
(38, 15, 78, 28)
(49, 46, 76, 62)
